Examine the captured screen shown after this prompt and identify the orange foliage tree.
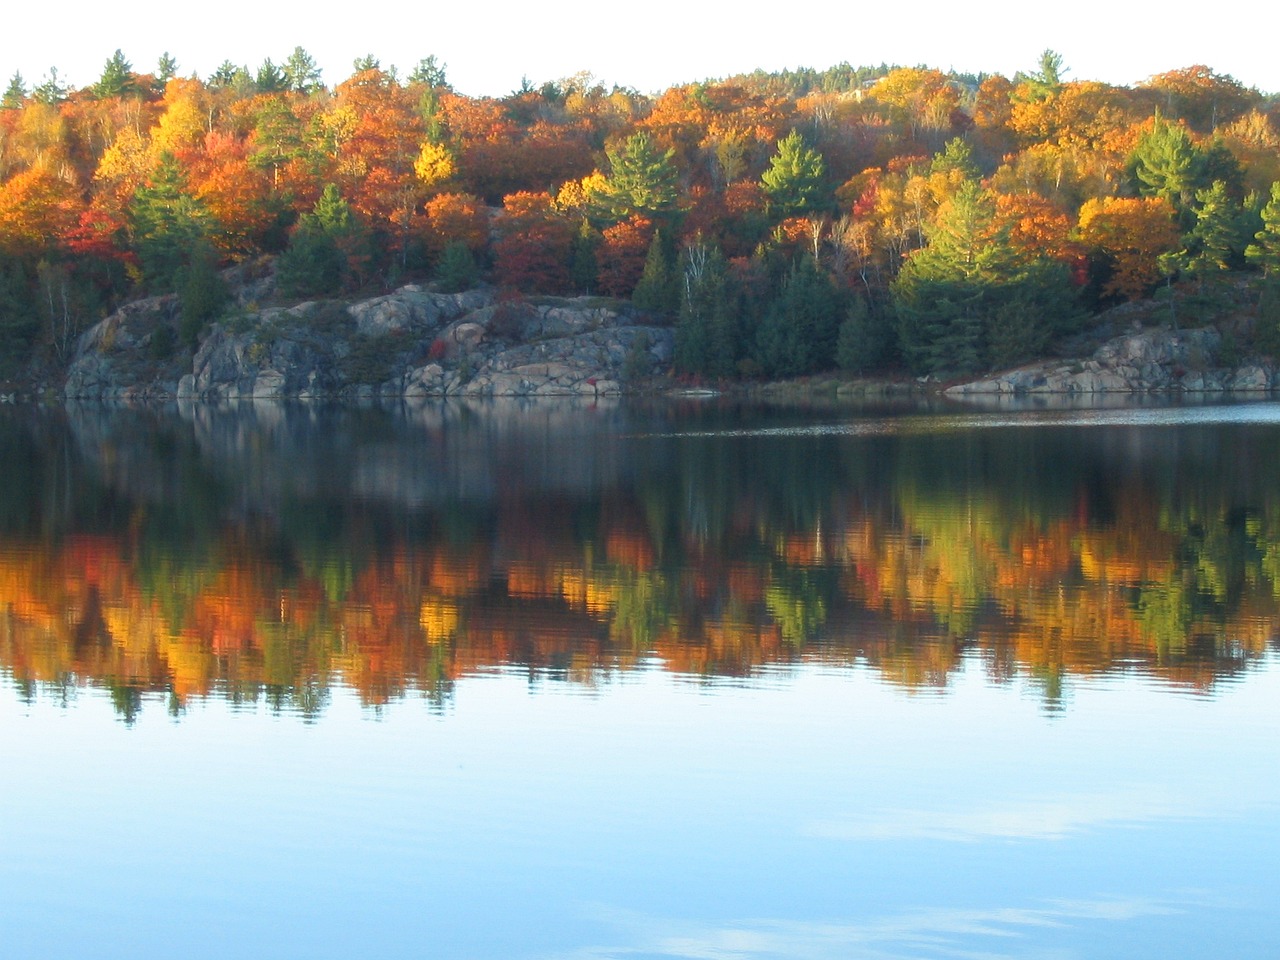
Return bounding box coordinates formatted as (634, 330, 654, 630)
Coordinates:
(1077, 196, 1181, 299)
(421, 192, 489, 258)
(0, 167, 80, 254)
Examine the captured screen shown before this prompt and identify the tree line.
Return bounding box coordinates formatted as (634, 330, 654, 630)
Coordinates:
(2, 48, 1280, 379)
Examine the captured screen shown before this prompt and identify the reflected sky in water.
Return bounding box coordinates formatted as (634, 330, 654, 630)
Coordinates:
(635, 397, 1280, 438)
(3, 654, 1277, 959)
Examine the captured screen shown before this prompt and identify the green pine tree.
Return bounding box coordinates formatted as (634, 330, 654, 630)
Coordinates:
(276, 185, 369, 297)
(590, 132, 680, 224)
(892, 182, 1075, 375)
(836, 294, 891, 374)
(1246, 181, 1280, 277)
(94, 50, 135, 99)
(754, 254, 843, 378)
(1129, 114, 1209, 224)
(155, 53, 178, 86)
(409, 55, 449, 89)
(434, 241, 478, 293)
(675, 242, 739, 378)
(283, 47, 323, 94)
(930, 137, 979, 180)
(1183, 180, 1246, 279)
(761, 131, 827, 219)
(2, 72, 26, 109)
(0, 257, 37, 372)
(569, 220, 600, 295)
(632, 232, 679, 315)
(176, 242, 229, 347)
(255, 59, 288, 94)
(32, 67, 67, 105)
(128, 152, 211, 291)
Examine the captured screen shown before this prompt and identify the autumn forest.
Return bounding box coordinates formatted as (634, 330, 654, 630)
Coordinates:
(3, 49, 1280, 383)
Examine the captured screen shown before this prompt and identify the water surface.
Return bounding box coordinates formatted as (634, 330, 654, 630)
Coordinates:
(1, 397, 1277, 959)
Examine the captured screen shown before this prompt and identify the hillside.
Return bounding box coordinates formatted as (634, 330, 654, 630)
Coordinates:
(2, 52, 1280, 390)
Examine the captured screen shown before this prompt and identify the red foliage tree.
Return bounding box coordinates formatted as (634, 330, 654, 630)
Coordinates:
(492, 191, 573, 293)
(596, 214, 653, 297)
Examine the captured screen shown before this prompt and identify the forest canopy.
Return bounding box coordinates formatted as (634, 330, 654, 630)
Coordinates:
(1, 49, 1278, 379)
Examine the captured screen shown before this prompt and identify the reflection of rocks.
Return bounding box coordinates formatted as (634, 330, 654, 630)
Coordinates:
(64, 397, 646, 514)
(64, 285, 672, 401)
(948, 326, 1277, 398)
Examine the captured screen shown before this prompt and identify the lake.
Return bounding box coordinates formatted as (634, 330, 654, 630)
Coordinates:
(1, 396, 1277, 959)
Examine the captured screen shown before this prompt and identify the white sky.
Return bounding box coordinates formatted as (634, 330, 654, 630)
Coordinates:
(5, 0, 1279, 98)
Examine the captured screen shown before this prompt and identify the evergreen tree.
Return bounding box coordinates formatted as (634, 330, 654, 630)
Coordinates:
(1129, 115, 1208, 223)
(985, 273, 1059, 370)
(276, 185, 369, 297)
(892, 182, 1076, 375)
(836, 294, 892, 373)
(283, 47, 323, 94)
(32, 67, 67, 105)
(409, 55, 449, 89)
(276, 230, 344, 298)
(754, 254, 843, 378)
(94, 50, 135, 99)
(209, 61, 252, 94)
(1182, 180, 1246, 279)
(1201, 138, 1245, 197)
(569, 221, 599, 294)
(930, 137, 980, 180)
(761, 131, 827, 218)
(910, 181, 1018, 282)
(255, 59, 288, 94)
(675, 241, 738, 378)
(631, 232, 679, 315)
(175, 242, 228, 347)
(155, 53, 178, 86)
(128, 152, 211, 291)
(2, 72, 26, 109)
(0, 257, 36, 370)
(591, 132, 681, 224)
(894, 277, 988, 374)
(248, 97, 306, 188)
(1254, 280, 1280, 357)
(1035, 49, 1065, 87)
(1246, 181, 1280, 277)
(1017, 49, 1066, 101)
(434, 241, 478, 293)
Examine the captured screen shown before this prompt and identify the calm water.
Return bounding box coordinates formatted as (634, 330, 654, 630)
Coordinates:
(1, 396, 1278, 959)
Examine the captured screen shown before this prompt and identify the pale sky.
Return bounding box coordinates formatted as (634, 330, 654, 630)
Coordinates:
(5, 0, 1278, 98)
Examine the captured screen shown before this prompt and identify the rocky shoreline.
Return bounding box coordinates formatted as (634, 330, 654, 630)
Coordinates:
(62, 286, 674, 402)
(42, 281, 1280, 404)
(945, 325, 1276, 399)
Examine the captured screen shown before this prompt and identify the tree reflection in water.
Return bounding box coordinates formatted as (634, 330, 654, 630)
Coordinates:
(1, 399, 1277, 720)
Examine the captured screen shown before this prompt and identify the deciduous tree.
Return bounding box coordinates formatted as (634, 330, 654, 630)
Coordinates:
(1077, 196, 1181, 300)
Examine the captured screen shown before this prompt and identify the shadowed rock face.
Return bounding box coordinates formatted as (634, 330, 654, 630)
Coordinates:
(947, 326, 1277, 399)
(63, 285, 673, 401)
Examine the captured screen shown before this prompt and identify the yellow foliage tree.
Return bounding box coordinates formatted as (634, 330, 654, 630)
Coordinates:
(414, 140, 456, 193)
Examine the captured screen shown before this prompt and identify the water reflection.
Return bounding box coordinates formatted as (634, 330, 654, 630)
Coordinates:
(2, 398, 1278, 720)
